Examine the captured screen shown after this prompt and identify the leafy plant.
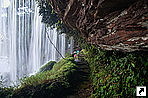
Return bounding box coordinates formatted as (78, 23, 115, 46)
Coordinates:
(80, 43, 148, 98)
(35, 0, 80, 37)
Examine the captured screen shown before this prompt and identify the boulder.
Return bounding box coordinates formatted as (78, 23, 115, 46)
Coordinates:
(39, 61, 56, 73)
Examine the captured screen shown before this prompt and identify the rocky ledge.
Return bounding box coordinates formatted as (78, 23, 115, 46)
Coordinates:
(49, 0, 148, 52)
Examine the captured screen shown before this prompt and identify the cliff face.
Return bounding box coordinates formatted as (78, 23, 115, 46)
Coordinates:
(50, 0, 148, 52)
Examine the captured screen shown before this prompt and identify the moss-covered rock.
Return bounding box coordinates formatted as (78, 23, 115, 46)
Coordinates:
(38, 61, 56, 73)
(7, 56, 89, 98)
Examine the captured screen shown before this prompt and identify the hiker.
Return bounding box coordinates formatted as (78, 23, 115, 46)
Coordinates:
(73, 50, 80, 61)
(74, 53, 78, 60)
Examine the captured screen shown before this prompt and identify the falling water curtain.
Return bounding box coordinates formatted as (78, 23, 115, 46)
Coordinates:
(0, 0, 70, 86)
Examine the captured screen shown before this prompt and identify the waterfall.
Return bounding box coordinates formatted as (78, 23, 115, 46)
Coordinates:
(0, 0, 73, 86)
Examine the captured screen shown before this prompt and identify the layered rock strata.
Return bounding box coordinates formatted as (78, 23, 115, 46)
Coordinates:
(50, 0, 148, 52)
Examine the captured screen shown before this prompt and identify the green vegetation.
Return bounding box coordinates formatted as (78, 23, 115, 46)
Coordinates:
(81, 44, 148, 97)
(36, 0, 59, 27)
(0, 87, 13, 98)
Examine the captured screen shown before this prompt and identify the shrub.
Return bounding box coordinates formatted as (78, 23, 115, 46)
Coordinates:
(81, 44, 148, 97)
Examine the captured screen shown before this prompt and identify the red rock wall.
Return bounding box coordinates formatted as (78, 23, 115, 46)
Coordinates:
(50, 0, 148, 52)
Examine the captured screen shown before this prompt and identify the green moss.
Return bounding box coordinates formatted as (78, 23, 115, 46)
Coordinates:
(8, 56, 88, 97)
(19, 57, 76, 87)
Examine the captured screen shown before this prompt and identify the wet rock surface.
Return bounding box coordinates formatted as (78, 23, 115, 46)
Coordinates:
(49, 0, 148, 52)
